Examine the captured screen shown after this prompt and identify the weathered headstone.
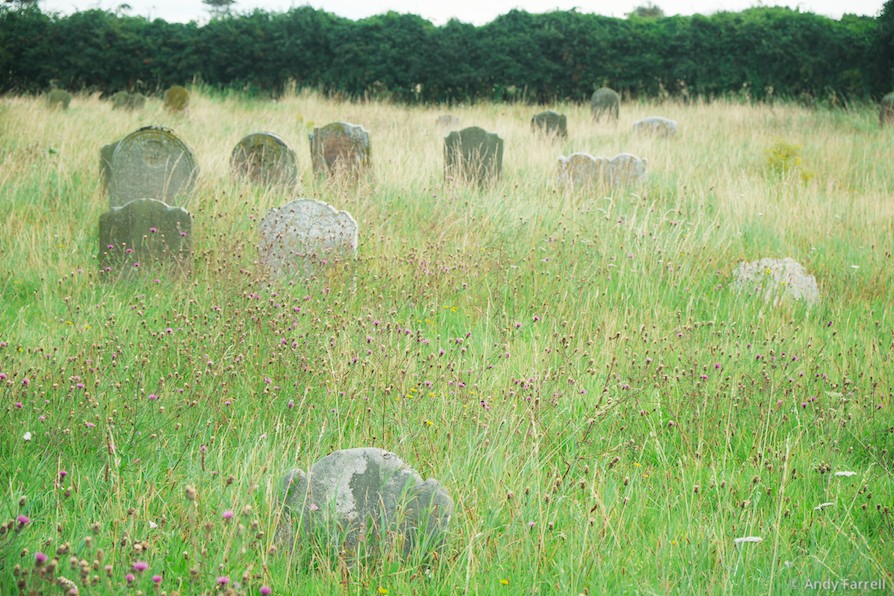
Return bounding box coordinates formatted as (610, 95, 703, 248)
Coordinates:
(444, 126, 504, 186)
(880, 92, 894, 127)
(557, 153, 607, 189)
(98, 199, 192, 274)
(279, 448, 453, 561)
(47, 89, 72, 110)
(531, 110, 567, 138)
(231, 132, 299, 187)
(308, 122, 371, 178)
(590, 87, 620, 121)
(108, 126, 198, 208)
(111, 91, 146, 111)
(558, 152, 646, 190)
(633, 116, 677, 137)
(733, 257, 819, 305)
(436, 115, 460, 128)
(258, 198, 358, 279)
(164, 86, 190, 113)
(606, 153, 647, 187)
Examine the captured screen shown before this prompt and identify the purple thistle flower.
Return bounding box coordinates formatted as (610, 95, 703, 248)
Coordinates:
(217, 576, 230, 585)
(260, 587, 272, 596)
(35, 552, 47, 564)
(133, 561, 148, 572)
(152, 575, 162, 584)
(126, 573, 135, 583)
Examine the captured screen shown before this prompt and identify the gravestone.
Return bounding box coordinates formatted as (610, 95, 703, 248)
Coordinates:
(880, 92, 894, 127)
(436, 115, 460, 128)
(47, 90, 72, 110)
(531, 110, 567, 138)
(590, 87, 620, 121)
(98, 199, 192, 273)
(164, 86, 190, 113)
(308, 122, 371, 178)
(633, 116, 677, 137)
(557, 153, 607, 189)
(108, 126, 198, 208)
(444, 126, 504, 186)
(99, 140, 121, 194)
(231, 132, 299, 187)
(111, 91, 146, 111)
(279, 448, 453, 561)
(258, 198, 358, 279)
(558, 152, 646, 190)
(606, 153, 647, 187)
(733, 257, 819, 305)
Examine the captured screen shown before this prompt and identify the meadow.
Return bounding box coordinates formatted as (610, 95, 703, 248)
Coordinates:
(0, 89, 892, 594)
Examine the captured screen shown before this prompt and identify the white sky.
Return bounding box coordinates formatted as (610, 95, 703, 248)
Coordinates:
(37, 0, 884, 25)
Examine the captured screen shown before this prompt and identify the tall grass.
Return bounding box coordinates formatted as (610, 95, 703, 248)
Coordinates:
(0, 89, 891, 594)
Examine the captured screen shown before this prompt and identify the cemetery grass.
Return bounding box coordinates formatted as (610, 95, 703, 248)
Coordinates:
(0, 89, 892, 595)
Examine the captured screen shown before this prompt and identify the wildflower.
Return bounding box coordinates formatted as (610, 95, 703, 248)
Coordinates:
(59, 470, 67, 479)
(500, 579, 510, 585)
(217, 576, 230, 586)
(148, 394, 158, 400)
(260, 588, 272, 596)
(149, 227, 157, 234)
(527, 521, 536, 529)
(308, 503, 319, 511)
(152, 575, 162, 584)
(149, 521, 158, 529)
(22, 378, 29, 386)
(222, 510, 234, 520)
(133, 561, 148, 572)
(377, 588, 388, 595)
(126, 573, 135, 583)
(17, 515, 29, 525)
(733, 536, 762, 545)
(23, 432, 32, 442)
(35, 552, 47, 565)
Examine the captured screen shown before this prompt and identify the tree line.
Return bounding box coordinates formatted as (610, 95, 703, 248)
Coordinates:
(1, 4, 891, 104)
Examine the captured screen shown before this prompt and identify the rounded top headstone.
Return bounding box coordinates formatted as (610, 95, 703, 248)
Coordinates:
(164, 86, 190, 112)
(108, 126, 198, 208)
(230, 132, 299, 187)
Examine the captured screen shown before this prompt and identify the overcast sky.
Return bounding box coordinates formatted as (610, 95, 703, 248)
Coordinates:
(37, 0, 885, 25)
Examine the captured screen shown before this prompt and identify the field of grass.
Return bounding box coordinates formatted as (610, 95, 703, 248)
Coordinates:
(1, 89, 892, 594)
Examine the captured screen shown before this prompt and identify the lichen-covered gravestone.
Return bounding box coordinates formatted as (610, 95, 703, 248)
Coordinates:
(444, 126, 504, 186)
(231, 132, 299, 187)
(279, 448, 453, 562)
(531, 110, 567, 138)
(590, 87, 620, 121)
(308, 122, 371, 178)
(111, 91, 146, 111)
(164, 85, 190, 113)
(880, 92, 894, 127)
(108, 126, 198, 208)
(733, 257, 819, 306)
(258, 198, 358, 279)
(47, 89, 72, 110)
(98, 199, 191, 275)
(633, 116, 677, 137)
(558, 152, 646, 190)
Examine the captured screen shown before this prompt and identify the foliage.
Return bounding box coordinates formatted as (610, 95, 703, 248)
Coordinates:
(0, 5, 888, 101)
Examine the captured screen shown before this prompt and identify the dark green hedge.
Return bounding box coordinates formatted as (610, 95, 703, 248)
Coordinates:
(0, 5, 889, 102)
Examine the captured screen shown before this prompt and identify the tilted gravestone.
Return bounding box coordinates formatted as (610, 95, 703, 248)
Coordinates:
(880, 92, 894, 127)
(279, 448, 453, 562)
(108, 126, 198, 208)
(444, 126, 504, 186)
(308, 122, 371, 178)
(531, 110, 567, 138)
(47, 89, 72, 110)
(98, 199, 192, 274)
(436, 114, 460, 128)
(164, 86, 190, 113)
(231, 132, 299, 187)
(633, 116, 677, 137)
(733, 257, 819, 306)
(258, 198, 358, 279)
(590, 87, 620, 121)
(111, 91, 146, 111)
(558, 152, 646, 190)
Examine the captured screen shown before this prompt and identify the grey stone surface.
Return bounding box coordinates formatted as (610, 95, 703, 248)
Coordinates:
(98, 199, 191, 273)
(47, 89, 71, 110)
(733, 257, 819, 305)
(558, 152, 645, 189)
(590, 87, 620, 121)
(280, 448, 453, 561)
(111, 91, 146, 111)
(444, 126, 504, 186)
(531, 110, 567, 138)
(436, 114, 460, 128)
(231, 132, 299, 187)
(258, 198, 358, 279)
(633, 116, 677, 137)
(108, 126, 198, 208)
(99, 140, 121, 195)
(308, 122, 371, 178)
(881, 92, 894, 127)
(164, 86, 190, 112)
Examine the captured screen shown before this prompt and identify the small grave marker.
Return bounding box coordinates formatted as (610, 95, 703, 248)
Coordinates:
(444, 126, 504, 186)
(231, 132, 299, 187)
